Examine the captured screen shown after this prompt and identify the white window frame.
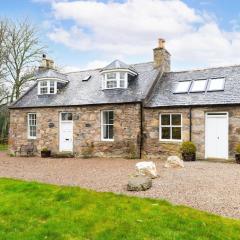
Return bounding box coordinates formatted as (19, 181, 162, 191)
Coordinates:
(102, 72, 128, 89)
(101, 110, 114, 141)
(159, 113, 182, 142)
(38, 80, 57, 95)
(174, 81, 192, 93)
(28, 113, 37, 139)
(207, 78, 225, 91)
(190, 79, 208, 92)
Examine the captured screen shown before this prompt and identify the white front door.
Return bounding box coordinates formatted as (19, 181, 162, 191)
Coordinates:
(205, 113, 228, 159)
(59, 113, 73, 152)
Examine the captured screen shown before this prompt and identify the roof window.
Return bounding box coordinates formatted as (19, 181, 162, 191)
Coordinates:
(208, 78, 225, 91)
(190, 79, 207, 92)
(174, 81, 191, 93)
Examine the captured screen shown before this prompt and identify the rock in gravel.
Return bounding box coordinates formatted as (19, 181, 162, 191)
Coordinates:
(136, 161, 158, 178)
(164, 156, 184, 168)
(127, 176, 152, 191)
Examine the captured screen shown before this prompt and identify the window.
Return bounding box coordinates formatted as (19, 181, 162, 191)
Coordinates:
(39, 81, 48, 94)
(208, 78, 225, 91)
(190, 79, 207, 92)
(103, 72, 127, 89)
(160, 114, 182, 141)
(174, 81, 191, 93)
(28, 113, 37, 139)
(101, 110, 114, 140)
(61, 112, 73, 121)
(38, 80, 57, 95)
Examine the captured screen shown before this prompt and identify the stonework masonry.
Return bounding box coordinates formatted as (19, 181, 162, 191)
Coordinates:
(9, 103, 141, 158)
(143, 106, 240, 160)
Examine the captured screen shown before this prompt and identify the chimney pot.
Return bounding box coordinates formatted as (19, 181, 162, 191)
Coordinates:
(158, 38, 165, 48)
(153, 38, 170, 71)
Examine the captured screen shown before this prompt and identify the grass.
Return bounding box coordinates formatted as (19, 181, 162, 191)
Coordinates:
(0, 179, 239, 240)
(0, 144, 7, 151)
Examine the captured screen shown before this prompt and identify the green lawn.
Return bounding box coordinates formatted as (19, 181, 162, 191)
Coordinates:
(0, 179, 239, 240)
(0, 144, 7, 151)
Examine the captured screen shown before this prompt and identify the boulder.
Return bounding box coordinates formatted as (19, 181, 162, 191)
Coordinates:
(164, 156, 184, 168)
(127, 176, 152, 191)
(136, 161, 158, 178)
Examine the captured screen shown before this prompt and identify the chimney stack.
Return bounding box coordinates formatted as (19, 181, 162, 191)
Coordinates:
(153, 38, 171, 71)
(39, 54, 54, 70)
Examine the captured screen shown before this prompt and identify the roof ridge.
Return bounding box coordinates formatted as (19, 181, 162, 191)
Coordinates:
(65, 61, 154, 74)
(169, 64, 240, 74)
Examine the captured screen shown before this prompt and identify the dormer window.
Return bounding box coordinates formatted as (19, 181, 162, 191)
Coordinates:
(38, 80, 57, 95)
(101, 60, 137, 90)
(103, 72, 128, 89)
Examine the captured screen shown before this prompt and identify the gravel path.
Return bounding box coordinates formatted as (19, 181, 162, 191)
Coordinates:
(0, 151, 240, 219)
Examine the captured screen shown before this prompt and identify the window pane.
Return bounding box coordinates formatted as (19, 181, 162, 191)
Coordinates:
(109, 125, 114, 139)
(161, 115, 170, 125)
(61, 113, 72, 121)
(175, 81, 191, 93)
(161, 127, 170, 139)
(120, 72, 125, 79)
(106, 73, 116, 79)
(40, 87, 48, 94)
(28, 114, 36, 138)
(103, 125, 109, 139)
(172, 114, 181, 125)
(108, 111, 114, 124)
(40, 81, 47, 86)
(106, 80, 117, 88)
(172, 127, 181, 140)
(120, 80, 125, 88)
(190, 80, 207, 92)
(208, 78, 225, 91)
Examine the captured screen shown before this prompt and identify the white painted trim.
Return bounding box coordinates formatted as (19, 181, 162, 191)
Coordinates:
(159, 113, 182, 142)
(59, 112, 73, 152)
(27, 113, 37, 139)
(102, 72, 128, 90)
(101, 68, 137, 76)
(205, 112, 229, 159)
(38, 80, 58, 95)
(101, 110, 114, 141)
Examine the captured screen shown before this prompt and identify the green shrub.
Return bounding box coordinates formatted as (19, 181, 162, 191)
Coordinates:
(236, 144, 240, 154)
(41, 147, 49, 152)
(180, 141, 196, 154)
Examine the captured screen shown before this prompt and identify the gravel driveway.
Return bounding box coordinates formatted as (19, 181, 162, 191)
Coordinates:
(0, 151, 240, 219)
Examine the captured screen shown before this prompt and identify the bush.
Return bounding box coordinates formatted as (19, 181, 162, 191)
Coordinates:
(41, 147, 49, 152)
(236, 144, 240, 154)
(180, 141, 196, 154)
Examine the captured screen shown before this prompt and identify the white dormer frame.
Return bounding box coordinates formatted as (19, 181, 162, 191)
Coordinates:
(102, 72, 127, 89)
(37, 80, 57, 95)
(101, 69, 137, 90)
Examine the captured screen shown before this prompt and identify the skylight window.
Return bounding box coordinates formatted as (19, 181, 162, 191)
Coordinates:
(208, 78, 225, 91)
(190, 79, 207, 92)
(82, 75, 91, 81)
(174, 81, 191, 93)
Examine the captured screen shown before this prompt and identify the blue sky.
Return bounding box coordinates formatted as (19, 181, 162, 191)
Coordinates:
(1, 0, 240, 71)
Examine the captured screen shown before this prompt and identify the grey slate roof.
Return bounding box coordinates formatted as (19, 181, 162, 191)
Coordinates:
(146, 65, 240, 107)
(10, 62, 159, 108)
(36, 68, 69, 82)
(102, 60, 137, 73)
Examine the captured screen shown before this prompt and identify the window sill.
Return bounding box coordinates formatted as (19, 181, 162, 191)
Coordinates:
(101, 139, 114, 142)
(159, 139, 182, 143)
(28, 137, 37, 140)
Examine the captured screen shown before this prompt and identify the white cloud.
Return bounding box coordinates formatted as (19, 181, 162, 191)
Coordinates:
(46, 0, 240, 70)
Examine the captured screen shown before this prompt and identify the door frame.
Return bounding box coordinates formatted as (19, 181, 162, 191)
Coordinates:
(205, 112, 229, 159)
(59, 112, 73, 152)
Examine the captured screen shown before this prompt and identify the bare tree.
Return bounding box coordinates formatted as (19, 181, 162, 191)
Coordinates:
(0, 20, 8, 82)
(4, 20, 45, 102)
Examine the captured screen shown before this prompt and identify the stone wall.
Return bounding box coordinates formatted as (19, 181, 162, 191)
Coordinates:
(143, 106, 240, 160)
(9, 103, 141, 158)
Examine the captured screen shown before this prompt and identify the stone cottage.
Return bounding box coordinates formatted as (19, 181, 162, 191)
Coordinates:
(9, 39, 240, 160)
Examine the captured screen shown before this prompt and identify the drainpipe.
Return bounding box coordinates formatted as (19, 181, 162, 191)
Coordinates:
(189, 106, 192, 141)
(139, 102, 143, 159)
